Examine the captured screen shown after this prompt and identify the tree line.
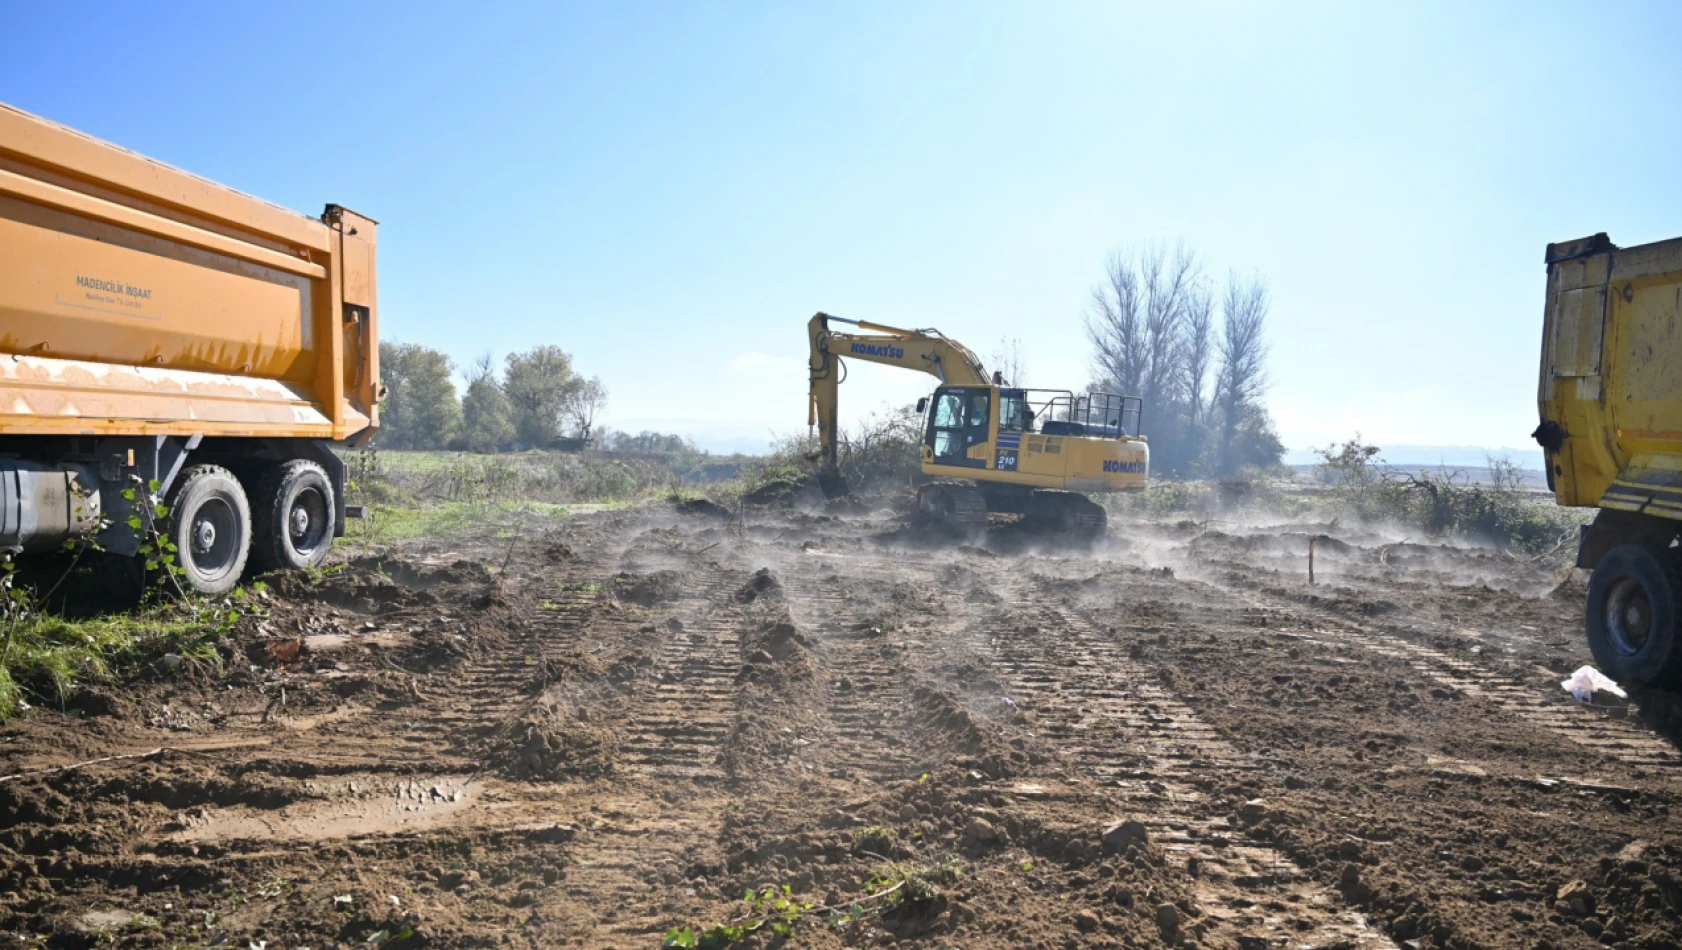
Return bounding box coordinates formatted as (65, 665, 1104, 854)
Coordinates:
(1086, 242, 1283, 477)
(378, 342, 606, 452)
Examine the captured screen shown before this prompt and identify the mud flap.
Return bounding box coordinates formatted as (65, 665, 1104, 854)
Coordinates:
(1576, 509, 1678, 569)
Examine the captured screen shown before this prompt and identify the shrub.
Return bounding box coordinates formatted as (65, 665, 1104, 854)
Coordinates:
(759, 407, 923, 497)
(1314, 437, 1582, 554)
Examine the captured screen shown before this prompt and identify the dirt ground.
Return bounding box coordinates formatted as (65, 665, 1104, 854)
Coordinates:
(3, 495, 1682, 950)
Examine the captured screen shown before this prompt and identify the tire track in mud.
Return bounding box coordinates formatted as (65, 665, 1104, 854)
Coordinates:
(544, 559, 754, 946)
(995, 575, 1397, 948)
(613, 564, 745, 783)
(375, 550, 614, 769)
(1209, 564, 1682, 773)
(145, 542, 624, 847)
(776, 551, 926, 783)
(161, 537, 757, 946)
(1346, 632, 1680, 769)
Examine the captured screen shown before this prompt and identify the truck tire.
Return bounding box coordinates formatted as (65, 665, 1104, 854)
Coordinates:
(1584, 544, 1682, 689)
(162, 465, 252, 597)
(250, 460, 335, 573)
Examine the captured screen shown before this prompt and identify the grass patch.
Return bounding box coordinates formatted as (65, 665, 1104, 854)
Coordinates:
(344, 447, 722, 509)
(343, 500, 577, 546)
(0, 596, 246, 721)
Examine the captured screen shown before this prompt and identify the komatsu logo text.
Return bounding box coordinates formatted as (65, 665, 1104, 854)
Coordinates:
(850, 342, 905, 360)
(1103, 460, 1146, 474)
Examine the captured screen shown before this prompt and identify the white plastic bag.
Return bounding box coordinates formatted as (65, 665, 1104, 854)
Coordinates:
(1560, 665, 1627, 703)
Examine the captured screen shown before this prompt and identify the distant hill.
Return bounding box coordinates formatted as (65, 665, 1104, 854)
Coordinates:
(1283, 443, 1543, 471)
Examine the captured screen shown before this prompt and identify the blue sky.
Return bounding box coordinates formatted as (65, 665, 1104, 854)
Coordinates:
(6, 2, 1681, 460)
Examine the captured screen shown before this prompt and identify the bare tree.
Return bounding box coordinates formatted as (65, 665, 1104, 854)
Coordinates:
(567, 376, 608, 442)
(1213, 272, 1270, 474)
(989, 336, 1029, 387)
(1087, 244, 1281, 476)
(1183, 288, 1214, 429)
(1087, 251, 1145, 396)
(1087, 242, 1205, 471)
(1139, 243, 1200, 415)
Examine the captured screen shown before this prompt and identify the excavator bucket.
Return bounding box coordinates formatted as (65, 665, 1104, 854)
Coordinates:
(817, 469, 851, 499)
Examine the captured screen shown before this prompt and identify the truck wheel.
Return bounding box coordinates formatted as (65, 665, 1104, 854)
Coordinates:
(250, 460, 335, 573)
(162, 465, 252, 597)
(1585, 544, 1682, 688)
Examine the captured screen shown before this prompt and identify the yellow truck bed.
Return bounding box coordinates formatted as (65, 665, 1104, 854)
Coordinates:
(0, 102, 379, 441)
(1539, 233, 1682, 515)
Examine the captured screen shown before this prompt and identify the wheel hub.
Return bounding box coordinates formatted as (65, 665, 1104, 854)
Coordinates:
(290, 505, 311, 538)
(193, 518, 217, 553)
(1606, 577, 1656, 656)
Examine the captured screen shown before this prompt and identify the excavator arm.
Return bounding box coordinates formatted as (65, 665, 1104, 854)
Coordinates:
(807, 311, 991, 496)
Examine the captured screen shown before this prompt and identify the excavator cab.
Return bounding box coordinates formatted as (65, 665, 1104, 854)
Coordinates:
(925, 387, 994, 468)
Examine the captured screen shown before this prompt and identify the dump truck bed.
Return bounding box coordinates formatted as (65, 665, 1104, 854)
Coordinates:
(1539, 232, 1682, 514)
(0, 102, 378, 441)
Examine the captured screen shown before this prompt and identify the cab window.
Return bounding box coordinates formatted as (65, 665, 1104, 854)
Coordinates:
(932, 392, 965, 429)
(966, 391, 991, 429)
(999, 391, 1029, 431)
(928, 388, 990, 464)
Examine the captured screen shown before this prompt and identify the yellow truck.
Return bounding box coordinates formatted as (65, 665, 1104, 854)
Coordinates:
(1538, 232, 1682, 686)
(0, 102, 380, 593)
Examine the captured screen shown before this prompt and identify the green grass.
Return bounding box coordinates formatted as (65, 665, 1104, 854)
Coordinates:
(0, 601, 235, 721)
(343, 500, 577, 546)
(343, 447, 716, 508)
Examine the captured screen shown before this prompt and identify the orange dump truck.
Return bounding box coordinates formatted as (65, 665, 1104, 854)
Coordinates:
(0, 103, 380, 593)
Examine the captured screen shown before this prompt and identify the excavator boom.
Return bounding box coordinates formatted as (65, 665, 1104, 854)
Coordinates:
(808, 312, 990, 492)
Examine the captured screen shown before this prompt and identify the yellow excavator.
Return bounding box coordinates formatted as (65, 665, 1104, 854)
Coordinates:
(807, 312, 1149, 537)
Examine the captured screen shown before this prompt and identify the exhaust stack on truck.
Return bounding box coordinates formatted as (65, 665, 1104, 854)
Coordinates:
(0, 102, 380, 593)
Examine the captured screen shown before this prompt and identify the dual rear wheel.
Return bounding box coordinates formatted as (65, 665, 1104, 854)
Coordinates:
(158, 460, 335, 596)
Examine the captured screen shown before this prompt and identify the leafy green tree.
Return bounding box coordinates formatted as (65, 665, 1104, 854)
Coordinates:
(607, 430, 697, 454)
(503, 345, 605, 446)
(379, 341, 462, 449)
(460, 354, 517, 452)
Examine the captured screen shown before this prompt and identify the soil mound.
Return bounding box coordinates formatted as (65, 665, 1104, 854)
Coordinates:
(486, 702, 620, 780)
(735, 567, 783, 603)
(722, 612, 819, 778)
(669, 494, 731, 519)
(908, 685, 1026, 776)
(610, 570, 682, 607)
(743, 474, 815, 507)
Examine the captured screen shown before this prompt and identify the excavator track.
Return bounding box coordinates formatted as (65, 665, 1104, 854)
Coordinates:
(1060, 492, 1107, 539)
(916, 483, 988, 536)
(1022, 489, 1107, 540)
